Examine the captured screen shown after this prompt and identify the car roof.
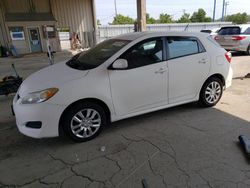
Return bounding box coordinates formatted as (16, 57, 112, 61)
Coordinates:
(113, 31, 209, 41)
(221, 24, 250, 29)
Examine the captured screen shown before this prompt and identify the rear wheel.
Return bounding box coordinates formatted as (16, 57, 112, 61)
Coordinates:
(199, 77, 223, 107)
(62, 102, 106, 142)
(246, 45, 250, 55)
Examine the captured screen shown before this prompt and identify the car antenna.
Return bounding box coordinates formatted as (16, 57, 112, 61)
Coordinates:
(184, 23, 189, 31)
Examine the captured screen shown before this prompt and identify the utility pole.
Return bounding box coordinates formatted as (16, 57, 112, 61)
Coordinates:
(221, 0, 225, 21)
(225, 1, 229, 18)
(136, 0, 146, 31)
(114, 0, 118, 16)
(213, 0, 216, 22)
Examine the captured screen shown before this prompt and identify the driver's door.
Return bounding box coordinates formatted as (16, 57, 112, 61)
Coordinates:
(108, 37, 168, 117)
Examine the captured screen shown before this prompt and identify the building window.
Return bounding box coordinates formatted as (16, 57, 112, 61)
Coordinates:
(42, 25, 56, 38)
(9, 27, 25, 41)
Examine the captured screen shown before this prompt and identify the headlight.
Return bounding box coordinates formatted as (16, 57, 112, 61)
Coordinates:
(21, 88, 59, 104)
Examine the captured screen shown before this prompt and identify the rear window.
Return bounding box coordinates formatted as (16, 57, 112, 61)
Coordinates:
(218, 27, 241, 35)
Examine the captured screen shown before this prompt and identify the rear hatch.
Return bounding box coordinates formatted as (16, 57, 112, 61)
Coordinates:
(215, 26, 242, 47)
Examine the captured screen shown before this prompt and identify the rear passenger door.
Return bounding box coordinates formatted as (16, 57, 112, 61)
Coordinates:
(166, 36, 210, 104)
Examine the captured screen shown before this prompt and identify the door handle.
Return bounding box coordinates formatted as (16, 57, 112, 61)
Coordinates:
(155, 67, 167, 74)
(198, 58, 207, 64)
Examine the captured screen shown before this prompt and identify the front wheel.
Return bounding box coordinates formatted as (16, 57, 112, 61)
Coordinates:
(199, 77, 223, 107)
(61, 102, 107, 142)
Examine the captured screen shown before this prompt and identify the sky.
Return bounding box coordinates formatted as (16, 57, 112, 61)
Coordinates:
(95, 0, 250, 25)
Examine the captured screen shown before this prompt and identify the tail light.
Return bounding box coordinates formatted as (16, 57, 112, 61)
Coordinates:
(225, 52, 232, 63)
(231, 36, 246, 41)
(214, 36, 219, 40)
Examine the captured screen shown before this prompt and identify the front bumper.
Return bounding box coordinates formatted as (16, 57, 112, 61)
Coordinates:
(12, 94, 66, 138)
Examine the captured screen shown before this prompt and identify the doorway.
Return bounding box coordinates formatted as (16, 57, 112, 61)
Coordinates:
(28, 28, 42, 53)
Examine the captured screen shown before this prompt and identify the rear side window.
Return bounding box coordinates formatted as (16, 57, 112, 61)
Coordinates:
(218, 27, 241, 35)
(167, 37, 205, 59)
(243, 27, 250, 34)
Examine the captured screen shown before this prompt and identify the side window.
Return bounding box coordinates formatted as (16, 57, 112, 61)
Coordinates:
(243, 27, 250, 35)
(167, 37, 204, 59)
(120, 38, 163, 69)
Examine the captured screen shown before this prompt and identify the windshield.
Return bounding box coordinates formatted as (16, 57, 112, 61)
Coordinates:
(66, 39, 130, 70)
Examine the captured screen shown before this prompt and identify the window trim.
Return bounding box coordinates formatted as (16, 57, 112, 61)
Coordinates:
(165, 36, 206, 60)
(112, 37, 166, 70)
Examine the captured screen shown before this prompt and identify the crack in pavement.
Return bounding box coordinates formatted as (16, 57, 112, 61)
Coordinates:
(38, 179, 60, 187)
(116, 150, 159, 187)
(59, 175, 75, 188)
(178, 123, 208, 133)
(1, 155, 71, 187)
(195, 164, 248, 187)
(147, 154, 168, 188)
(46, 140, 135, 187)
(48, 153, 106, 187)
(195, 171, 214, 188)
(48, 153, 71, 166)
(1, 178, 39, 188)
(104, 155, 122, 187)
(121, 134, 191, 187)
(70, 166, 106, 186)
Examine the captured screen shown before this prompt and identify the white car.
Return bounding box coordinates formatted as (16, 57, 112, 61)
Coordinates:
(13, 31, 233, 142)
(200, 27, 220, 38)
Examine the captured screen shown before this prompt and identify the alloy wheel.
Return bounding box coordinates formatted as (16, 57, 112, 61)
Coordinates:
(204, 81, 222, 104)
(70, 108, 101, 138)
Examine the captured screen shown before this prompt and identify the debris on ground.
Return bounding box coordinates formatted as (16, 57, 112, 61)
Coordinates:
(100, 146, 106, 152)
(142, 179, 149, 188)
(239, 135, 250, 155)
(245, 73, 250, 78)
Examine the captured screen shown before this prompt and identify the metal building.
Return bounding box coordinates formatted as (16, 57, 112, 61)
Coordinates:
(0, 0, 96, 54)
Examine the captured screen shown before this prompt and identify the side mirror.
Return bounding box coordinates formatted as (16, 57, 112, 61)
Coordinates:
(110, 59, 128, 70)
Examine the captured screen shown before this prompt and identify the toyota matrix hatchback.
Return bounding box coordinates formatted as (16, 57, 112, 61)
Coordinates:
(13, 32, 233, 142)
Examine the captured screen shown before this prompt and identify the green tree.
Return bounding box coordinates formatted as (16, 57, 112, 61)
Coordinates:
(111, 14, 135, 25)
(177, 12, 191, 23)
(146, 13, 156, 24)
(225, 13, 248, 24)
(159, 13, 173, 23)
(190, 8, 212, 22)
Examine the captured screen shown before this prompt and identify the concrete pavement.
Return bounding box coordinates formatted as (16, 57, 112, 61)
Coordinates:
(0, 52, 250, 188)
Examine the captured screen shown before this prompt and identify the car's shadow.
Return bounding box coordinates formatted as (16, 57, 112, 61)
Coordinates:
(231, 51, 249, 57)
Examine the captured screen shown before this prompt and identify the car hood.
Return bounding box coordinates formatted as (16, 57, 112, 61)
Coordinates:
(18, 62, 88, 97)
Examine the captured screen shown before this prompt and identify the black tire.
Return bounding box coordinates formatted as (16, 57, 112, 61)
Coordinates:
(246, 45, 250, 55)
(199, 77, 223, 107)
(61, 102, 107, 142)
